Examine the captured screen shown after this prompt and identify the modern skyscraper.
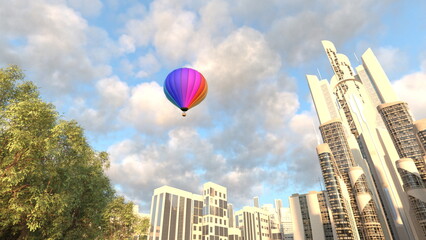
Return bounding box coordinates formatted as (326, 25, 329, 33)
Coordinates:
(307, 40, 426, 239)
(395, 158, 426, 235)
(377, 102, 426, 237)
(377, 102, 426, 182)
(414, 119, 426, 151)
(348, 166, 385, 239)
(318, 119, 367, 239)
(316, 143, 358, 240)
(289, 191, 334, 240)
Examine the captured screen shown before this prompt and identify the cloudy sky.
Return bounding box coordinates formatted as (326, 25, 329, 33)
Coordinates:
(1, 0, 426, 212)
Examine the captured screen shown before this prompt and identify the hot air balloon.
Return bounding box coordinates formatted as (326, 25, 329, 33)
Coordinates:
(164, 68, 208, 117)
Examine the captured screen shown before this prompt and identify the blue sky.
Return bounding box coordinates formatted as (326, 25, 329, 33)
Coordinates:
(1, 0, 426, 212)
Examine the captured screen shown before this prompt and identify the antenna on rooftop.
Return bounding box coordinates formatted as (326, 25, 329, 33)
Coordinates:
(317, 68, 323, 80)
(354, 52, 360, 63)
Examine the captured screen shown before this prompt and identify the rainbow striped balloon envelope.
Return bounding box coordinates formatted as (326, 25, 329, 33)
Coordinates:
(163, 68, 208, 117)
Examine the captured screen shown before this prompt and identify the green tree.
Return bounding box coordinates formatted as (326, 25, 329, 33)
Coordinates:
(102, 196, 137, 240)
(134, 215, 150, 240)
(0, 66, 115, 239)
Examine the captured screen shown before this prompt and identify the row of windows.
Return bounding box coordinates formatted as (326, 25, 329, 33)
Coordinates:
(202, 225, 228, 236)
(204, 188, 226, 199)
(203, 216, 227, 225)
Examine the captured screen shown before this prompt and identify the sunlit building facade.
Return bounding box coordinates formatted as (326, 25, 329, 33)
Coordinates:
(202, 182, 229, 240)
(289, 191, 334, 240)
(148, 182, 230, 240)
(307, 40, 426, 239)
(414, 119, 426, 151)
(228, 203, 235, 228)
(235, 206, 273, 240)
(148, 186, 203, 240)
(280, 208, 294, 240)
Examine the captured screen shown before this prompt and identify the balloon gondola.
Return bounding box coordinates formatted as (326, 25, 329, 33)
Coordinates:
(163, 68, 208, 117)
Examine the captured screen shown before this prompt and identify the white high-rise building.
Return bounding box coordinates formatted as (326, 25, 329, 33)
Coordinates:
(290, 191, 334, 240)
(307, 40, 426, 239)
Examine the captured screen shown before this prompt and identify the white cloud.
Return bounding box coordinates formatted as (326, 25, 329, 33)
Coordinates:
(106, 128, 215, 209)
(135, 53, 161, 78)
(0, 0, 111, 95)
(193, 27, 282, 111)
(120, 0, 236, 67)
(266, 0, 387, 65)
(66, 0, 103, 17)
(119, 34, 136, 54)
(285, 111, 323, 188)
(393, 72, 426, 120)
(96, 76, 130, 108)
(120, 81, 210, 135)
(375, 46, 409, 78)
(106, 127, 293, 211)
(69, 76, 129, 133)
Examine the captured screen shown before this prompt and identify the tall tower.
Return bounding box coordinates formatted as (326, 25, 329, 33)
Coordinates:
(289, 191, 334, 240)
(319, 119, 368, 239)
(377, 102, 426, 182)
(307, 40, 426, 239)
(349, 166, 385, 239)
(316, 143, 358, 240)
(414, 119, 426, 151)
(378, 102, 426, 237)
(396, 159, 426, 236)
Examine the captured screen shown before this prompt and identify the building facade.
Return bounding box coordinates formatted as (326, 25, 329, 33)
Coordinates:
(202, 182, 229, 240)
(148, 186, 203, 240)
(279, 208, 294, 240)
(289, 191, 334, 240)
(149, 182, 230, 240)
(307, 40, 426, 239)
(235, 206, 273, 240)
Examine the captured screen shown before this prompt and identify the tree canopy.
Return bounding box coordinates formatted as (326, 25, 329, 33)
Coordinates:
(0, 66, 149, 239)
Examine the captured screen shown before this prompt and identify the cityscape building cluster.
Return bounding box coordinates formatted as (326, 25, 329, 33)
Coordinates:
(147, 41, 426, 240)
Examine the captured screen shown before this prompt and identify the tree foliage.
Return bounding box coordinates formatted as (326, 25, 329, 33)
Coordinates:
(0, 66, 148, 239)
